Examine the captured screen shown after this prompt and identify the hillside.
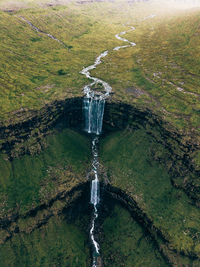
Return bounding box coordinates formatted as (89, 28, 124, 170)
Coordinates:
(0, 0, 200, 266)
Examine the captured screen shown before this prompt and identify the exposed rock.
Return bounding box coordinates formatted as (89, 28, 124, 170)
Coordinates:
(1, 97, 199, 201)
(0, 97, 83, 159)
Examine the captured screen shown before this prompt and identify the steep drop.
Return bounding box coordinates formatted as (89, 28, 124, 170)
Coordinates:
(81, 17, 155, 266)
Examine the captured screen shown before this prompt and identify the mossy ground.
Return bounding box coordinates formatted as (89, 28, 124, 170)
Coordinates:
(0, 214, 90, 267)
(91, 7, 200, 134)
(0, 0, 199, 134)
(101, 204, 167, 267)
(100, 129, 200, 260)
(0, 0, 142, 121)
(0, 0, 199, 165)
(0, 128, 90, 216)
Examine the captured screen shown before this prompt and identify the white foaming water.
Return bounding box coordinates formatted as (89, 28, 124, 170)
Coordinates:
(81, 25, 138, 137)
(90, 137, 100, 206)
(81, 16, 156, 267)
(91, 179, 100, 206)
(114, 26, 136, 51)
(80, 51, 112, 99)
(83, 98, 105, 135)
(90, 137, 100, 266)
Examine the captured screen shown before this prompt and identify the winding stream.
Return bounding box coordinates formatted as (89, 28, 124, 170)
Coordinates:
(19, 11, 155, 266)
(114, 26, 136, 51)
(80, 23, 141, 267)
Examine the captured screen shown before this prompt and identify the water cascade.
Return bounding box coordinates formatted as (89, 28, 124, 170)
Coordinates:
(80, 15, 155, 266)
(81, 27, 137, 267)
(90, 136, 101, 267)
(20, 11, 155, 266)
(83, 98, 105, 135)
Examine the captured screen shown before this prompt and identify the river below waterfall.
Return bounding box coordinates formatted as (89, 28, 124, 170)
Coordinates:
(80, 15, 156, 266)
(81, 23, 139, 267)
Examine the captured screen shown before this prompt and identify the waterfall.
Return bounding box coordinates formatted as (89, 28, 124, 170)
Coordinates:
(81, 28, 136, 267)
(90, 137, 101, 267)
(80, 15, 156, 266)
(90, 179, 100, 206)
(83, 97, 105, 135)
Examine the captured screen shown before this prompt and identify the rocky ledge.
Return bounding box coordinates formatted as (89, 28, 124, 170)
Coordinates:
(0, 182, 90, 245)
(102, 184, 200, 266)
(104, 100, 200, 203)
(0, 97, 200, 266)
(0, 97, 83, 159)
(1, 97, 199, 200)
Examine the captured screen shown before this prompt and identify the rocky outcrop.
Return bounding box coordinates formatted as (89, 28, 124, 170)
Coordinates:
(1, 178, 199, 265)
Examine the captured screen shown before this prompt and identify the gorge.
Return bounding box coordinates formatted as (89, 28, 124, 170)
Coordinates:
(0, 0, 200, 266)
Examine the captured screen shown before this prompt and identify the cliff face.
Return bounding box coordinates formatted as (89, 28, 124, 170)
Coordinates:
(0, 182, 89, 244)
(102, 184, 194, 266)
(1, 97, 199, 200)
(0, 182, 91, 266)
(100, 127, 200, 265)
(0, 97, 200, 266)
(104, 100, 200, 202)
(0, 98, 83, 159)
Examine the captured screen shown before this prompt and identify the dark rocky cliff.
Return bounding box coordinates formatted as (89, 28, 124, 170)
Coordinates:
(1, 97, 199, 200)
(1, 97, 200, 266)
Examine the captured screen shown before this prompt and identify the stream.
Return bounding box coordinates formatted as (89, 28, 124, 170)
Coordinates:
(80, 23, 140, 267)
(18, 12, 155, 266)
(18, 16, 67, 47)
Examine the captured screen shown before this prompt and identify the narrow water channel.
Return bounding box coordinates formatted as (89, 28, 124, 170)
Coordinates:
(80, 14, 156, 266)
(80, 23, 141, 267)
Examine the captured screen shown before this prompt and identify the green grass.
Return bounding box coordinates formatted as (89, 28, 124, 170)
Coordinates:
(132, 10, 200, 130)
(102, 204, 167, 267)
(88, 5, 200, 136)
(0, 0, 199, 137)
(0, 215, 90, 267)
(0, 0, 138, 121)
(100, 129, 200, 258)
(0, 1, 200, 264)
(0, 128, 90, 216)
(0, 1, 199, 175)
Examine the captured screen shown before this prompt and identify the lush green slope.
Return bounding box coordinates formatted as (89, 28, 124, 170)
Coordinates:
(100, 129, 200, 261)
(0, 215, 90, 267)
(0, 0, 200, 265)
(0, 0, 199, 161)
(0, 128, 90, 217)
(92, 7, 200, 133)
(0, 0, 140, 121)
(102, 204, 167, 267)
